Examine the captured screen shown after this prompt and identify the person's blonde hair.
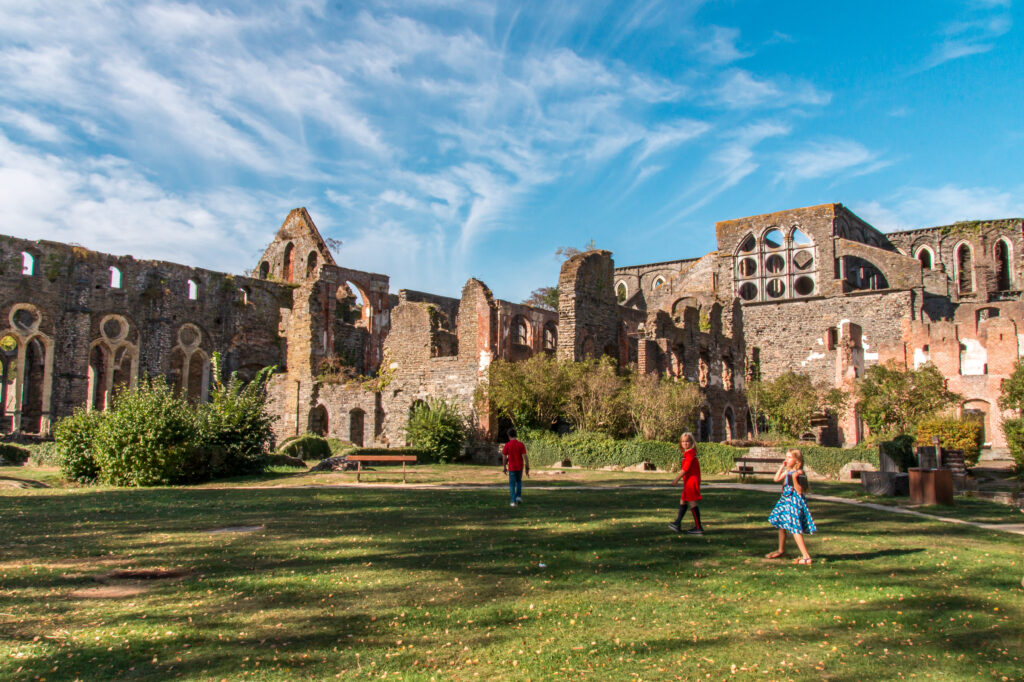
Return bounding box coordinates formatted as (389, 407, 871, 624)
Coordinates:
(787, 449, 804, 469)
(679, 432, 695, 448)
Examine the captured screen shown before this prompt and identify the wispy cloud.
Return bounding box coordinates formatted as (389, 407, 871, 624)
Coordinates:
(777, 138, 889, 182)
(922, 6, 1012, 69)
(712, 69, 830, 109)
(0, 0, 853, 297)
(855, 183, 1024, 232)
(693, 26, 749, 64)
(0, 132, 287, 274)
(0, 107, 65, 143)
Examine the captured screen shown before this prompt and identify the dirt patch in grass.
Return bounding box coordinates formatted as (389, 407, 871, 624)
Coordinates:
(205, 524, 264, 534)
(70, 567, 191, 599)
(103, 568, 191, 581)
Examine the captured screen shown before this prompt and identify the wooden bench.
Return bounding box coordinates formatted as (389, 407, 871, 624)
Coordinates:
(345, 455, 418, 483)
(730, 457, 784, 481)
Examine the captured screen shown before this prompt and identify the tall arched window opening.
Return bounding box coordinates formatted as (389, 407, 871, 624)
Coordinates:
(956, 243, 974, 294)
(283, 243, 295, 282)
(306, 251, 318, 278)
(995, 239, 1011, 291)
(916, 247, 932, 270)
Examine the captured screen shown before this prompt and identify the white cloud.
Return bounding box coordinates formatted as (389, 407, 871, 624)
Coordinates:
(693, 26, 749, 64)
(713, 69, 830, 109)
(0, 107, 65, 142)
(0, 133, 283, 274)
(636, 120, 712, 163)
(777, 138, 886, 182)
(922, 9, 1012, 69)
(855, 184, 1024, 232)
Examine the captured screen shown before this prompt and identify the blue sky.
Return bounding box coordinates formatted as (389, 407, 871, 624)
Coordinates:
(1, 1, 1022, 302)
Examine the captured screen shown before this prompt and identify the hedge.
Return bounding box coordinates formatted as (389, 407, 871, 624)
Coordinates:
(798, 445, 879, 479)
(521, 431, 742, 474)
(915, 417, 983, 465)
(0, 443, 30, 466)
(522, 431, 880, 480)
(1000, 418, 1024, 479)
(278, 434, 332, 461)
(27, 442, 61, 467)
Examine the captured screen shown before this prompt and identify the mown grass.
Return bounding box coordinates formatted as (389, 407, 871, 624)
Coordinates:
(1, 471, 1021, 681)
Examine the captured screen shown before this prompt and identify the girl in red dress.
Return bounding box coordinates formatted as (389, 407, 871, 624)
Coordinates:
(669, 432, 704, 535)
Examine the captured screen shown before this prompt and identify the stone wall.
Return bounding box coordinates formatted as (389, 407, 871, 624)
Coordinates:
(557, 251, 621, 362)
(738, 290, 915, 387)
(0, 234, 287, 433)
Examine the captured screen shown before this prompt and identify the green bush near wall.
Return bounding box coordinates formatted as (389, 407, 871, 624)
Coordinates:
(798, 445, 879, 479)
(522, 431, 880, 480)
(916, 417, 983, 465)
(279, 434, 332, 461)
(522, 431, 743, 474)
(1000, 418, 1024, 479)
(0, 443, 30, 466)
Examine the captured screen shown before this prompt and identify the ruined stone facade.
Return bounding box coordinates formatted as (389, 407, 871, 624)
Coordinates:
(3, 202, 1021, 453)
(615, 204, 1024, 450)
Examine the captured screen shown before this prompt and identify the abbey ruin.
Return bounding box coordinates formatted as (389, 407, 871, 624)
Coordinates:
(2, 203, 1021, 452)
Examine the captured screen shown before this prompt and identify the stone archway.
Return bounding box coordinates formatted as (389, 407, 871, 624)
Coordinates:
(309, 404, 329, 437)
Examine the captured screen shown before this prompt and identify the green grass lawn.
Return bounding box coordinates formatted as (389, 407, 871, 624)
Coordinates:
(1, 469, 1022, 680)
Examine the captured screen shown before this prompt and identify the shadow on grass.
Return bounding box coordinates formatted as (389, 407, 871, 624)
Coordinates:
(815, 547, 925, 562)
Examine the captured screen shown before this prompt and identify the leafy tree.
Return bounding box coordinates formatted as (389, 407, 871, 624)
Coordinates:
(483, 355, 569, 429)
(997, 359, 1024, 416)
(523, 286, 559, 311)
(404, 398, 466, 463)
(856, 361, 961, 436)
(758, 372, 820, 438)
(564, 357, 628, 435)
(627, 373, 701, 441)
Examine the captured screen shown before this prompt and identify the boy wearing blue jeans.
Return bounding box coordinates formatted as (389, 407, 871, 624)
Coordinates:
(501, 429, 530, 507)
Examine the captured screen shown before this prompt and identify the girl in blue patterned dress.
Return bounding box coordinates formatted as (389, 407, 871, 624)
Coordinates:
(765, 449, 816, 565)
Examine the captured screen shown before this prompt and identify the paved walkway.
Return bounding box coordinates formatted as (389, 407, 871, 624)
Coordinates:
(226, 480, 1024, 537)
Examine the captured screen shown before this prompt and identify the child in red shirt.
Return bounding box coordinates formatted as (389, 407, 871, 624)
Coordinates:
(501, 429, 530, 507)
(669, 432, 704, 535)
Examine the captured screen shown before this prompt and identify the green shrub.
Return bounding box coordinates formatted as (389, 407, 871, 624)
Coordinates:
(404, 398, 466, 463)
(326, 438, 355, 456)
(798, 445, 880, 479)
(0, 443, 30, 466)
(521, 430, 743, 474)
(279, 434, 332, 461)
(27, 441, 61, 467)
(55, 409, 104, 483)
(915, 417, 983, 465)
(1000, 418, 1024, 479)
(93, 379, 201, 486)
(878, 435, 916, 471)
(198, 360, 277, 477)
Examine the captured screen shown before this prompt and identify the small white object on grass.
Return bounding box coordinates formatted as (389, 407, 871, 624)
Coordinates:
(538, 563, 547, 568)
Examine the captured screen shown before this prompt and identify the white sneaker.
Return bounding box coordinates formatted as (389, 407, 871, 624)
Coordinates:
(516, 497, 523, 504)
(510, 502, 517, 507)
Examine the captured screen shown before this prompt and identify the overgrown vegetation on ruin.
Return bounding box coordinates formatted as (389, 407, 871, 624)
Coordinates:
(745, 371, 847, 439)
(855, 361, 962, 437)
(482, 355, 701, 441)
